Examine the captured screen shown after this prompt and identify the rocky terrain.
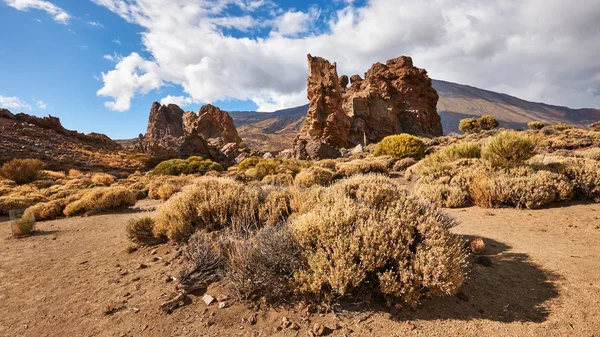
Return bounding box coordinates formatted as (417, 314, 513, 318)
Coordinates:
(0, 109, 140, 172)
(230, 81, 600, 151)
(293, 54, 441, 159)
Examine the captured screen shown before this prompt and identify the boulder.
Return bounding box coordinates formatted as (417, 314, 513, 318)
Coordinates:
(145, 102, 185, 141)
(191, 104, 242, 147)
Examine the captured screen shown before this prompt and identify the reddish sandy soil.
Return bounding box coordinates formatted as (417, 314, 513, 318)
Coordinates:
(1, 200, 599, 337)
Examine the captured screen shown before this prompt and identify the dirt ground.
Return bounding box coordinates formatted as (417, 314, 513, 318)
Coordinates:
(1, 200, 599, 337)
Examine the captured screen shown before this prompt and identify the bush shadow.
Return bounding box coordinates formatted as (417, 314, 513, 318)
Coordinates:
(337, 236, 560, 324)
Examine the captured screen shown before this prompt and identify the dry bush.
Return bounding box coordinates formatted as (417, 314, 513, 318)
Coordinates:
(261, 173, 294, 186)
(63, 186, 136, 216)
(482, 131, 536, 168)
(589, 121, 600, 131)
(478, 115, 499, 130)
(0, 159, 44, 185)
(0, 195, 42, 215)
(563, 159, 600, 200)
(415, 183, 469, 208)
(553, 123, 574, 131)
(68, 169, 83, 178)
(374, 134, 426, 159)
(528, 121, 545, 130)
(179, 231, 227, 289)
(147, 176, 193, 200)
(259, 188, 293, 226)
(294, 167, 335, 187)
(44, 170, 66, 180)
(91, 173, 116, 186)
(226, 225, 303, 302)
(151, 157, 224, 176)
(313, 159, 337, 170)
(392, 157, 416, 171)
(153, 177, 260, 242)
(413, 142, 481, 176)
(291, 182, 465, 306)
(335, 158, 388, 177)
(155, 183, 179, 201)
(459, 118, 480, 133)
(126, 217, 166, 246)
(26, 192, 82, 221)
(239, 158, 310, 181)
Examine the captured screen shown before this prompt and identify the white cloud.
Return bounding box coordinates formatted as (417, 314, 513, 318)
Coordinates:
(96, 52, 163, 112)
(160, 95, 199, 107)
(88, 20, 104, 28)
(94, 0, 600, 112)
(112, 38, 121, 45)
(103, 53, 122, 62)
(36, 100, 47, 109)
(0, 95, 31, 110)
(3, 0, 70, 24)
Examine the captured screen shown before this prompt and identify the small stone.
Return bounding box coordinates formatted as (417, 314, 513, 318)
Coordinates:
(312, 323, 326, 336)
(139, 263, 149, 269)
(218, 301, 228, 309)
(202, 294, 215, 306)
(151, 257, 160, 262)
(290, 322, 301, 330)
(469, 237, 486, 254)
(150, 249, 158, 255)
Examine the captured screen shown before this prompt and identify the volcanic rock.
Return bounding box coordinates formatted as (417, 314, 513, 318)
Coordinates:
(293, 54, 442, 159)
(145, 102, 185, 141)
(189, 104, 242, 147)
(0, 108, 16, 119)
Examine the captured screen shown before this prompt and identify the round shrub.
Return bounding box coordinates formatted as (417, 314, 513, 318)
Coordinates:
(589, 121, 600, 131)
(63, 186, 136, 216)
(0, 159, 44, 185)
(126, 216, 165, 246)
(373, 134, 425, 160)
(152, 157, 223, 176)
(528, 121, 545, 130)
(552, 123, 574, 131)
(294, 167, 335, 187)
(478, 115, 499, 130)
(482, 131, 536, 168)
(458, 118, 480, 134)
(91, 173, 116, 186)
(291, 177, 465, 307)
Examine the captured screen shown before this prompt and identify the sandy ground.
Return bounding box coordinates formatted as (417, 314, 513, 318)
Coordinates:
(1, 200, 599, 337)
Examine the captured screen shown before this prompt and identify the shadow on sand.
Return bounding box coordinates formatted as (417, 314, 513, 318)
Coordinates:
(337, 236, 560, 324)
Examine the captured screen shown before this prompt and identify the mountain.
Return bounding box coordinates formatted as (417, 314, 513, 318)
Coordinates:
(230, 80, 600, 151)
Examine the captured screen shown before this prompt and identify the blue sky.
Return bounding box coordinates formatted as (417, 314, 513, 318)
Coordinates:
(1, 0, 599, 139)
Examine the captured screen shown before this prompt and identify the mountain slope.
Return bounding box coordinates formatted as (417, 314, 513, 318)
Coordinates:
(230, 80, 600, 151)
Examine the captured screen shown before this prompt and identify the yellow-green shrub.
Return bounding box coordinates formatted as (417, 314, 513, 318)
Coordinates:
(0, 159, 44, 185)
(374, 134, 425, 159)
(291, 178, 465, 306)
(414, 142, 481, 176)
(335, 158, 388, 177)
(63, 186, 136, 216)
(478, 115, 499, 130)
(458, 118, 480, 134)
(151, 157, 223, 176)
(553, 123, 574, 131)
(482, 131, 536, 168)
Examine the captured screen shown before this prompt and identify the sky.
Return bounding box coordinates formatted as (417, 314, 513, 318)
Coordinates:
(0, 0, 599, 139)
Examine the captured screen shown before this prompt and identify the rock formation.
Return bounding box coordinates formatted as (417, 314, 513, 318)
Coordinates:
(137, 102, 243, 164)
(294, 54, 442, 159)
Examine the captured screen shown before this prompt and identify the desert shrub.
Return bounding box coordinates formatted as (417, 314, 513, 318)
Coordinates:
(27, 199, 69, 221)
(482, 131, 536, 168)
(147, 176, 193, 200)
(153, 177, 260, 242)
(589, 121, 600, 131)
(553, 123, 574, 131)
(44, 170, 66, 180)
(335, 159, 388, 177)
(151, 157, 223, 176)
(392, 157, 417, 171)
(226, 225, 303, 302)
(126, 216, 166, 246)
(415, 183, 469, 208)
(238, 157, 264, 170)
(63, 186, 136, 216)
(156, 183, 179, 201)
(374, 134, 426, 159)
(0, 159, 44, 185)
(0, 195, 41, 215)
(291, 183, 465, 306)
(478, 115, 499, 130)
(68, 169, 83, 178)
(413, 142, 481, 176)
(91, 173, 115, 186)
(294, 167, 335, 187)
(459, 118, 480, 134)
(179, 231, 227, 289)
(528, 121, 545, 130)
(563, 159, 600, 199)
(261, 173, 294, 186)
(258, 189, 293, 226)
(313, 159, 337, 170)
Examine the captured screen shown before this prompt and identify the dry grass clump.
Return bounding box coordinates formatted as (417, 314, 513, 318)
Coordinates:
(528, 121, 545, 130)
(179, 231, 227, 289)
(147, 176, 194, 201)
(27, 192, 83, 221)
(238, 157, 311, 181)
(414, 183, 469, 208)
(553, 123, 574, 131)
(411, 142, 481, 176)
(482, 131, 536, 168)
(43, 170, 66, 180)
(151, 157, 224, 176)
(259, 188, 293, 226)
(562, 159, 600, 200)
(0, 159, 44, 185)
(91, 173, 116, 186)
(126, 217, 166, 246)
(590, 121, 600, 131)
(294, 167, 335, 187)
(153, 177, 260, 242)
(335, 158, 388, 177)
(226, 225, 303, 302)
(313, 159, 337, 170)
(261, 173, 294, 186)
(63, 186, 136, 216)
(538, 128, 597, 151)
(392, 157, 416, 171)
(292, 178, 465, 306)
(374, 134, 426, 159)
(68, 169, 83, 178)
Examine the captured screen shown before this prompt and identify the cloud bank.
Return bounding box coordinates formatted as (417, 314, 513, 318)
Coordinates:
(3, 0, 70, 24)
(93, 0, 600, 112)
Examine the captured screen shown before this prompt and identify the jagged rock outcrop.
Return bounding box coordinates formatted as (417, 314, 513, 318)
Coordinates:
(0, 108, 16, 119)
(293, 54, 442, 159)
(293, 55, 352, 159)
(136, 102, 244, 165)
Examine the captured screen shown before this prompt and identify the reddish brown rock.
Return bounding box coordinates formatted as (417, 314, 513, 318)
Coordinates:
(0, 108, 16, 119)
(145, 102, 185, 141)
(294, 54, 442, 159)
(191, 104, 242, 147)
